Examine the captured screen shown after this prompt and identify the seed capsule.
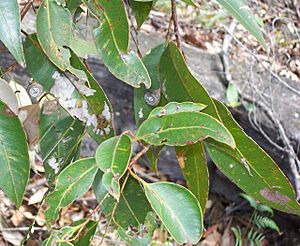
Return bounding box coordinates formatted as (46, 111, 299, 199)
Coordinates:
(28, 83, 43, 98)
(144, 89, 160, 107)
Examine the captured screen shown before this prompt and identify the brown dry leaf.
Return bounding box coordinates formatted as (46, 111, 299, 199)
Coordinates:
(19, 104, 40, 147)
(200, 230, 222, 246)
(10, 210, 24, 227)
(0, 217, 23, 246)
(0, 79, 19, 115)
(28, 187, 47, 205)
(221, 221, 234, 246)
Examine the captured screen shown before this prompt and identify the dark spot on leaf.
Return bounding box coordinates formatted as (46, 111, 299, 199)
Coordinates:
(260, 188, 290, 204)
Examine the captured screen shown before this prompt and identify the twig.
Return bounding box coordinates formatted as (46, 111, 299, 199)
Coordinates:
(21, 0, 34, 21)
(126, 0, 143, 58)
(222, 24, 300, 96)
(129, 145, 150, 167)
(220, 21, 237, 86)
(171, 0, 184, 57)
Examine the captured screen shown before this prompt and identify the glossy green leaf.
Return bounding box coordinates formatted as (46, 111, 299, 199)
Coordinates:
(158, 43, 216, 215)
(0, 100, 30, 207)
(134, 44, 166, 126)
(85, 0, 151, 88)
(176, 143, 209, 213)
(37, 0, 72, 71)
(205, 100, 300, 214)
(143, 181, 203, 245)
(130, 0, 153, 28)
(93, 173, 152, 229)
(95, 134, 132, 200)
(148, 102, 206, 118)
(137, 111, 235, 147)
(44, 158, 98, 225)
(159, 42, 220, 120)
(0, 0, 24, 65)
(39, 102, 85, 184)
(25, 34, 57, 91)
(215, 0, 266, 48)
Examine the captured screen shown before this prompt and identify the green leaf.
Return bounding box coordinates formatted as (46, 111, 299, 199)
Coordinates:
(39, 102, 85, 184)
(205, 100, 300, 214)
(137, 111, 235, 147)
(143, 181, 203, 245)
(69, 37, 98, 59)
(146, 146, 164, 172)
(84, 0, 129, 52)
(42, 226, 74, 246)
(130, 0, 153, 28)
(36, 0, 72, 71)
(215, 0, 266, 48)
(226, 83, 239, 107)
(95, 134, 132, 200)
(66, 0, 82, 12)
(44, 158, 98, 225)
(72, 220, 98, 246)
(93, 173, 152, 229)
(0, 0, 25, 65)
(134, 44, 166, 126)
(25, 34, 57, 91)
(158, 43, 219, 214)
(0, 100, 30, 207)
(176, 143, 209, 214)
(159, 42, 220, 120)
(148, 102, 206, 118)
(85, 0, 151, 88)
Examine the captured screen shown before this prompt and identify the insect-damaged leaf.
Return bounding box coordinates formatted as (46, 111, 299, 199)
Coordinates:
(176, 143, 209, 214)
(143, 181, 203, 245)
(148, 102, 206, 118)
(36, 0, 73, 71)
(42, 226, 74, 246)
(117, 211, 157, 246)
(39, 102, 85, 184)
(44, 158, 98, 225)
(0, 0, 25, 65)
(0, 100, 30, 207)
(93, 173, 152, 230)
(85, 0, 151, 88)
(95, 134, 132, 200)
(205, 100, 300, 215)
(25, 34, 114, 142)
(137, 111, 235, 147)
